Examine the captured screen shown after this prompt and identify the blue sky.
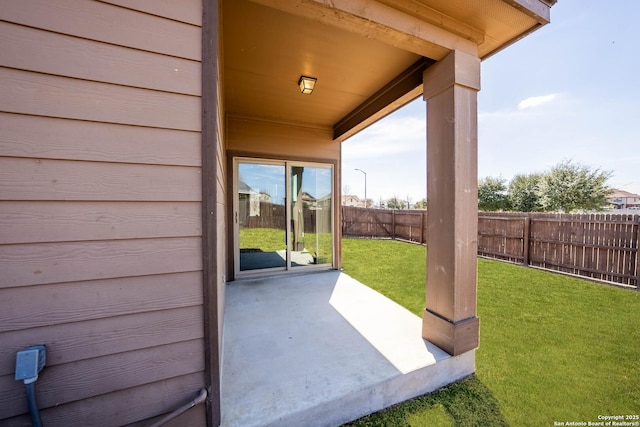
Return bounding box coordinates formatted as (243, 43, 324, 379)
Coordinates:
(342, 0, 640, 206)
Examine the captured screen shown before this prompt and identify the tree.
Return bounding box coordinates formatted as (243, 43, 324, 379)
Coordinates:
(539, 160, 612, 212)
(508, 173, 543, 212)
(414, 198, 428, 209)
(478, 177, 510, 211)
(386, 196, 406, 210)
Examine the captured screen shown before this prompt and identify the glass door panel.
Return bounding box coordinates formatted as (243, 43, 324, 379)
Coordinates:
(235, 159, 333, 276)
(237, 162, 286, 272)
(290, 165, 333, 268)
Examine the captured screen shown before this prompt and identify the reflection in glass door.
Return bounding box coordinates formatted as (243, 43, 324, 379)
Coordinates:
(237, 162, 286, 272)
(235, 159, 333, 276)
(290, 165, 333, 268)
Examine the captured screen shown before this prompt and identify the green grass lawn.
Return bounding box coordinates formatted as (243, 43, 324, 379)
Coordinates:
(240, 227, 287, 252)
(240, 227, 333, 262)
(341, 238, 640, 427)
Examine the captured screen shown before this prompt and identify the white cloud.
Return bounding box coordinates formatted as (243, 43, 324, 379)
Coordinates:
(517, 93, 557, 110)
(342, 115, 425, 158)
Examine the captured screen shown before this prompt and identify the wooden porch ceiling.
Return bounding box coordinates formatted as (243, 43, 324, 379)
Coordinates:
(222, 0, 554, 140)
(222, 0, 423, 140)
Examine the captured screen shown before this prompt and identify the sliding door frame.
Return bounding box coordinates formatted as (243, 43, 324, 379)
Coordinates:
(233, 157, 335, 279)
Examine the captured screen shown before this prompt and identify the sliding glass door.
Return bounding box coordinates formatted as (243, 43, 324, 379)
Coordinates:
(290, 165, 333, 268)
(236, 162, 287, 272)
(234, 159, 333, 276)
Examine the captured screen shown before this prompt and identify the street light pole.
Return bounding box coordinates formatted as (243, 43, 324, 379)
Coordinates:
(355, 168, 367, 208)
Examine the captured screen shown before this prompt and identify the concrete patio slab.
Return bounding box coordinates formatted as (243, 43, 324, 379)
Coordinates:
(220, 270, 475, 427)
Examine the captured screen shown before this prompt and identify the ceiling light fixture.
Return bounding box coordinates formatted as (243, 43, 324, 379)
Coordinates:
(298, 76, 317, 95)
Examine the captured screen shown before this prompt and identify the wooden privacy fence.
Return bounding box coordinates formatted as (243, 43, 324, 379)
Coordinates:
(242, 201, 331, 233)
(478, 212, 640, 288)
(342, 206, 427, 244)
(342, 206, 640, 289)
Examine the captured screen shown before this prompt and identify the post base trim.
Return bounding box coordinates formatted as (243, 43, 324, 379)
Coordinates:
(422, 310, 479, 356)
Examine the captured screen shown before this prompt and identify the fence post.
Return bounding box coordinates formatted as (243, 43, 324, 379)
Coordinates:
(523, 216, 531, 266)
(420, 210, 425, 245)
(392, 210, 396, 240)
(636, 216, 640, 290)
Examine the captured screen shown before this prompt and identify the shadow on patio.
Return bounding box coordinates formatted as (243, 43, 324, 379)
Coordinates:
(220, 270, 475, 427)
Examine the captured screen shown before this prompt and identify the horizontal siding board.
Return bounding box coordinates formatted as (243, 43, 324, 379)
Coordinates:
(0, 157, 202, 202)
(0, 0, 201, 60)
(0, 339, 204, 419)
(0, 113, 201, 166)
(0, 68, 201, 131)
(0, 22, 201, 96)
(3, 372, 205, 427)
(128, 404, 207, 427)
(0, 201, 201, 244)
(0, 272, 203, 332)
(0, 0, 207, 425)
(0, 305, 204, 376)
(98, 0, 203, 26)
(0, 1, 208, 424)
(0, 237, 203, 288)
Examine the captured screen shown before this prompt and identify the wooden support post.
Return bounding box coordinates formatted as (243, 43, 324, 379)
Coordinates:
(422, 50, 480, 356)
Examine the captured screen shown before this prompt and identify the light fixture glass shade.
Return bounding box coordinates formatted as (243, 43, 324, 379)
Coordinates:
(298, 76, 317, 94)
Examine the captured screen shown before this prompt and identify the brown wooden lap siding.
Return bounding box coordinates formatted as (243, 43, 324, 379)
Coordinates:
(0, 0, 210, 425)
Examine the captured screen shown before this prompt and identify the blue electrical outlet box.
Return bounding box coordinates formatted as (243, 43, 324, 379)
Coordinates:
(15, 345, 46, 382)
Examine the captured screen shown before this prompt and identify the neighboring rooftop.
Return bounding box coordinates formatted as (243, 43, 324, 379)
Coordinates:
(609, 189, 640, 199)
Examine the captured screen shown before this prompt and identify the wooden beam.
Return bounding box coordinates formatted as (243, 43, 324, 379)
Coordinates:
(481, 21, 545, 60)
(248, 0, 477, 60)
(502, 0, 553, 24)
(333, 57, 435, 141)
(375, 0, 485, 44)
